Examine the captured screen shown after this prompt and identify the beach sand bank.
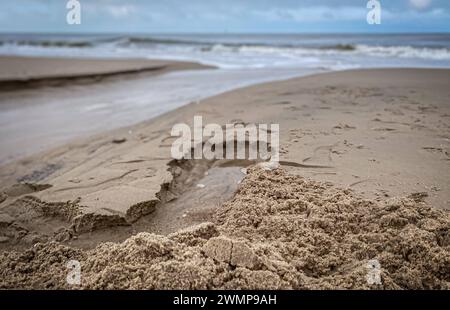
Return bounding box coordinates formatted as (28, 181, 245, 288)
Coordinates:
(0, 68, 449, 289)
(0, 56, 212, 90)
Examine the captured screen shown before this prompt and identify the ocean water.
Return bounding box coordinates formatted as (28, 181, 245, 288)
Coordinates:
(1, 33, 450, 69)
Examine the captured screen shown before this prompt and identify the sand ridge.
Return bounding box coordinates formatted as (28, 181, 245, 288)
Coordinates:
(0, 167, 448, 289)
(0, 56, 212, 87)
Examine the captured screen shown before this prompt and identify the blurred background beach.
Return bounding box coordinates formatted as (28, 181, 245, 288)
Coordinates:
(1, 32, 449, 163)
(1, 1, 450, 162)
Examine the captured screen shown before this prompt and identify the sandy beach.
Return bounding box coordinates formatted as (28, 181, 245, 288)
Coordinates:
(0, 66, 449, 289)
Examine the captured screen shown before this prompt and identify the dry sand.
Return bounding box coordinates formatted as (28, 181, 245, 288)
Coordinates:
(0, 68, 449, 289)
(1, 167, 449, 289)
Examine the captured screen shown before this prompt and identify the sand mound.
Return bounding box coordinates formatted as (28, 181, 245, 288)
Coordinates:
(0, 167, 448, 289)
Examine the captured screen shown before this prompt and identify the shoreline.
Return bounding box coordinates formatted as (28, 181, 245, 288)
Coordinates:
(0, 68, 449, 289)
(0, 57, 321, 164)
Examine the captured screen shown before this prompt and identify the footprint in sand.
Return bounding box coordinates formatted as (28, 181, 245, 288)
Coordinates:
(302, 143, 339, 166)
(422, 146, 450, 160)
(159, 135, 179, 148)
(332, 123, 356, 134)
(272, 101, 291, 105)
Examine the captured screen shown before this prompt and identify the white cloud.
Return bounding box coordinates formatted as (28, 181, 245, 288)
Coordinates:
(106, 4, 136, 18)
(409, 0, 432, 10)
(83, 2, 137, 18)
(254, 6, 390, 22)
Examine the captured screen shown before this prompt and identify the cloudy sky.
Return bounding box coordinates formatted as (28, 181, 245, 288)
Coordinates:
(0, 0, 449, 33)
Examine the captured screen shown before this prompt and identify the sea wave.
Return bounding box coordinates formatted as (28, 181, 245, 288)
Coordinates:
(0, 39, 94, 48)
(203, 43, 450, 61)
(119, 36, 207, 46)
(0, 35, 360, 50)
(355, 44, 450, 60)
(1, 35, 449, 65)
(120, 36, 360, 51)
(111, 36, 450, 60)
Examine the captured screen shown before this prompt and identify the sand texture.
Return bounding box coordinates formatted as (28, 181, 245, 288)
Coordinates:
(0, 167, 449, 289)
(0, 68, 449, 289)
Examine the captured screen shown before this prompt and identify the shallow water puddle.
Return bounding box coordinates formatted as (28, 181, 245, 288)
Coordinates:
(134, 166, 244, 235)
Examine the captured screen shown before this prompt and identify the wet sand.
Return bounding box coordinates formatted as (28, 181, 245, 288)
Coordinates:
(0, 56, 210, 83)
(0, 68, 449, 289)
(0, 56, 319, 165)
